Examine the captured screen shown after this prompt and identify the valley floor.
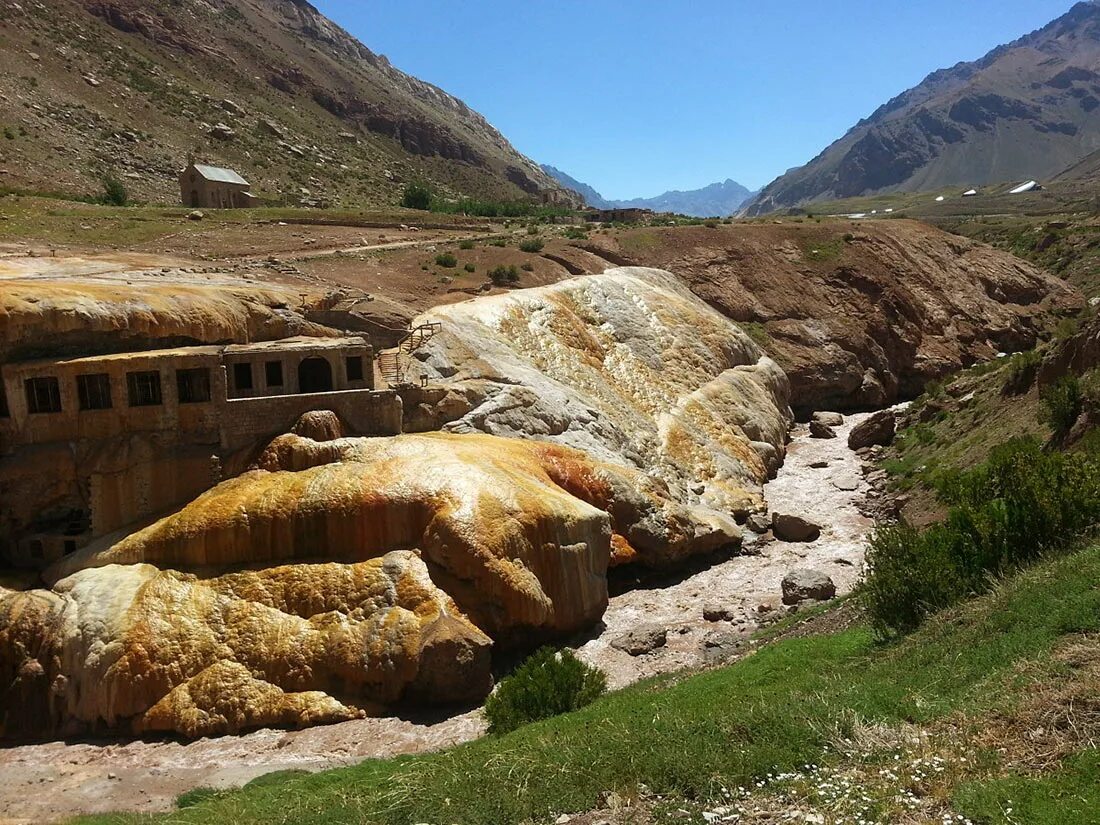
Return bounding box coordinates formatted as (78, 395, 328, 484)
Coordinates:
(0, 415, 878, 823)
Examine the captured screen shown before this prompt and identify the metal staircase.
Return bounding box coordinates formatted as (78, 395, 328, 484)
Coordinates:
(376, 322, 442, 387)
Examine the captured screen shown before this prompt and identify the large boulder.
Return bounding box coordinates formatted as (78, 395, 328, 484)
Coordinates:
(610, 624, 668, 656)
(847, 409, 897, 449)
(781, 568, 837, 605)
(772, 513, 822, 543)
(809, 420, 837, 439)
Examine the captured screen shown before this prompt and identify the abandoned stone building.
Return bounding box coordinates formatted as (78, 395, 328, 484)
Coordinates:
(179, 163, 258, 208)
(0, 337, 402, 567)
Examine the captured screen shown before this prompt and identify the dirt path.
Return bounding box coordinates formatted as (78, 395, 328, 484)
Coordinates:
(0, 415, 877, 824)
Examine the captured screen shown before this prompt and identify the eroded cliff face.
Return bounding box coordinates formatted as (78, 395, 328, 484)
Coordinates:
(409, 268, 794, 521)
(571, 223, 1080, 413)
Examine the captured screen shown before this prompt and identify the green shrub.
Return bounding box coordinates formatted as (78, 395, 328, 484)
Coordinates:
(519, 238, 544, 253)
(489, 238, 507, 247)
(863, 438, 1100, 636)
(100, 176, 128, 206)
(565, 226, 588, 240)
(488, 264, 520, 286)
(400, 182, 432, 211)
(526, 224, 539, 235)
(464, 263, 475, 273)
(459, 239, 475, 250)
(1002, 350, 1041, 396)
(1039, 375, 1082, 437)
(2, 127, 14, 141)
(483, 647, 606, 735)
(521, 262, 534, 272)
(434, 252, 457, 268)
(704, 219, 719, 228)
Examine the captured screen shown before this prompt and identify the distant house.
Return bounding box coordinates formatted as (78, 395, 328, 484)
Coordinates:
(179, 163, 258, 209)
(1009, 180, 1043, 195)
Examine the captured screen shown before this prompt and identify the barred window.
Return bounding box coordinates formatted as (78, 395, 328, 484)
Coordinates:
(25, 376, 62, 414)
(77, 373, 112, 411)
(176, 368, 211, 404)
(127, 371, 162, 407)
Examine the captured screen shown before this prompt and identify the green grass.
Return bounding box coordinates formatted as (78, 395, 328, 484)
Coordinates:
(956, 750, 1100, 824)
(74, 542, 1100, 825)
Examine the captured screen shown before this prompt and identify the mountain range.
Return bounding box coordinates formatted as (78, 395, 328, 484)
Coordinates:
(0, 0, 579, 208)
(541, 165, 756, 217)
(745, 1, 1100, 215)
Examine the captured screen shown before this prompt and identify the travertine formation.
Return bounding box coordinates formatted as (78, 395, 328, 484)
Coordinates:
(412, 267, 793, 520)
(1, 269, 793, 740)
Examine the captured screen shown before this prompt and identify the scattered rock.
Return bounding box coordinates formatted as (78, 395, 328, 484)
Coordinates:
(781, 568, 836, 605)
(208, 122, 236, 141)
(812, 411, 844, 426)
(702, 629, 743, 663)
(771, 512, 822, 542)
(745, 512, 771, 534)
(809, 459, 830, 469)
(831, 476, 860, 491)
(809, 420, 837, 439)
(847, 409, 896, 449)
(610, 624, 668, 656)
(220, 99, 244, 116)
(82, 74, 101, 87)
(187, 210, 204, 221)
(702, 604, 737, 622)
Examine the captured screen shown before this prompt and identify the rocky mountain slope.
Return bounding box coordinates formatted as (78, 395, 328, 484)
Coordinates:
(541, 165, 755, 217)
(745, 1, 1100, 215)
(0, 0, 579, 208)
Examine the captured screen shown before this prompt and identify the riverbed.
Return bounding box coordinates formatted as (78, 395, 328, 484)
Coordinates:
(0, 413, 877, 823)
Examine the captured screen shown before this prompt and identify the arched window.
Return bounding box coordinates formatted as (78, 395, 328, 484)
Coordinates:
(298, 357, 333, 394)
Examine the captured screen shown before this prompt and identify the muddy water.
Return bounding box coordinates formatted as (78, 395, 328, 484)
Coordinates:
(0, 414, 877, 824)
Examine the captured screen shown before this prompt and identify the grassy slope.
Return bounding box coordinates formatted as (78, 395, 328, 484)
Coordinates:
(77, 541, 1100, 825)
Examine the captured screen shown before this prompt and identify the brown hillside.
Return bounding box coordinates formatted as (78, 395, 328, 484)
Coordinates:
(0, 0, 580, 208)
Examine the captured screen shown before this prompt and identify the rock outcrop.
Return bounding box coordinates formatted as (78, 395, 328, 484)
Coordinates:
(848, 409, 898, 450)
(411, 268, 794, 523)
(574, 222, 1079, 413)
(1, 552, 490, 740)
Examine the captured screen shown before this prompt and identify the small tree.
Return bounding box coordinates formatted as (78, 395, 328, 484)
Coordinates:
(401, 181, 432, 211)
(434, 252, 457, 268)
(1039, 375, 1082, 437)
(483, 647, 606, 735)
(101, 176, 128, 206)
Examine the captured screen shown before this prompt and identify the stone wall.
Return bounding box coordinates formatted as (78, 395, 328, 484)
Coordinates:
(220, 390, 402, 451)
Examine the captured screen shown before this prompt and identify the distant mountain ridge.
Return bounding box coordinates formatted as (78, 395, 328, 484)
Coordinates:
(541, 165, 756, 217)
(744, 1, 1100, 215)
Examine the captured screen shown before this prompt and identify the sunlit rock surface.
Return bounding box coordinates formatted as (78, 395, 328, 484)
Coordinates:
(413, 267, 794, 520)
(1, 551, 491, 739)
(2, 269, 797, 741)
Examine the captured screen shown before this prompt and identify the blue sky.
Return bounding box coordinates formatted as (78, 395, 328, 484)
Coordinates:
(313, 0, 1077, 199)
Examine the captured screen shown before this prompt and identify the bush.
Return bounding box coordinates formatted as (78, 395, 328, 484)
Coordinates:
(401, 182, 432, 211)
(526, 224, 539, 235)
(1039, 375, 1082, 437)
(483, 647, 606, 735)
(565, 226, 588, 240)
(521, 262, 534, 272)
(704, 219, 719, 228)
(434, 252, 457, 268)
(3, 127, 14, 141)
(863, 437, 1100, 636)
(1002, 350, 1041, 396)
(464, 263, 475, 273)
(490, 238, 507, 247)
(100, 176, 128, 206)
(519, 238, 544, 253)
(488, 264, 520, 286)
(459, 239, 475, 250)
